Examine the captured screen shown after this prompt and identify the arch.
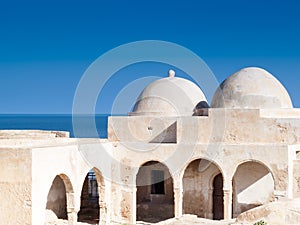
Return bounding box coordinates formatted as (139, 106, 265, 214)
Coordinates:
(133, 159, 175, 181)
(180, 157, 225, 181)
(58, 174, 74, 193)
(231, 159, 275, 182)
(136, 161, 175, 223)
(78, 167, 106, 224)
(45, 174, 74, 224)
(182, 158, 224, 220)
(232, 161, 275, 217)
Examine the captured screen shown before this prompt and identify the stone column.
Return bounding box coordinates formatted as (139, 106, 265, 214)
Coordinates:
(119, 185, 137, 225)
(67, 192, 78, 225)
(207, 188, 213, 219)
(223, 189, 232, 220)
(99, 201, 107, 225)
(173, 173, 183, 218)
(67, 208, 79, 225)
(174, 187, 183, 218)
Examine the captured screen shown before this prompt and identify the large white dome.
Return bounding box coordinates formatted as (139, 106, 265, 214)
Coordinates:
(130, 71, 208, 116)
(211, 67, 293, 109)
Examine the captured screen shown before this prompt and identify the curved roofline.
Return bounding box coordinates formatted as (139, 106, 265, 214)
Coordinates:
(131, 75, 208, 116)
(210, 67, 293, 109)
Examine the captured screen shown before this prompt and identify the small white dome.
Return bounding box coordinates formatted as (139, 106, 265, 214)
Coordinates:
(211, 67, 293, 109)
(130, 74, 208, 116)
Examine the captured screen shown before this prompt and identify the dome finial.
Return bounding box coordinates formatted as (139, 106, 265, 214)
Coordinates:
(168, 69, 175, 78)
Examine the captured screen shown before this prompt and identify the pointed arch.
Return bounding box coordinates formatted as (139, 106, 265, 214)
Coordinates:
(45, 174, 74, 224)
(78, 167, 106, 224)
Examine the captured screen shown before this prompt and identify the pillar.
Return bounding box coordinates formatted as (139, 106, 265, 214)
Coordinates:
(174, 187, 183, 218)
(223, 189, 232, 220)
(67, 208, 79, 225)
(99, 201, 107, 225)
(173, 173, 183, 218)
(207, 188, 213, 219)
(67, 192, 78, 225)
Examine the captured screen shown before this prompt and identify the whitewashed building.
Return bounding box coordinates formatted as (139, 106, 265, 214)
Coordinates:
(1, 67, 300, 225)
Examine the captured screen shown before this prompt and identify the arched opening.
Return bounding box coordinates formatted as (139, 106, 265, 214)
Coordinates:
(136, 161, 174, 223)
(232, 161, 275, 217)
(183, 159, 224, 220)
(78, 168, 105, 224)
(45, 174, 73, 224)
(213, 173, 224, 220)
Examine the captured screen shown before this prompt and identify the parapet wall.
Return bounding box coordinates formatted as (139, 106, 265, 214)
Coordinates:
(108, 109, 300, 145)
(0, 130, 69, 139)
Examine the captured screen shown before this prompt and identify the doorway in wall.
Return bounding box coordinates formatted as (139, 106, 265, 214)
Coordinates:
(183, 159, 224, 219)
(78, 168, 105, 224)
(213, 173, 224, 220)
(136, 161, 174, 223)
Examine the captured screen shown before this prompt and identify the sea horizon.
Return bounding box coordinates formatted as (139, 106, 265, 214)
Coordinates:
(0, 114, 121, 138)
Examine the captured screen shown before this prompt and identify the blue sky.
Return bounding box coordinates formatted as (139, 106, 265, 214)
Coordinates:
(0, 0, 300, 114)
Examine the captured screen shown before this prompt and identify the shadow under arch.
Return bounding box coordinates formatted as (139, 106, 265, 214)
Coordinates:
(134, 159, 175, 180)
(180, 157, 225, 181)
(136, 160, 175, 223)
(231, 160, 275, 218)
(231, 159, 275, 183)
(78, 167, 106, 224)
(182, 158, 224, 220)
(45, 174, 74, 224)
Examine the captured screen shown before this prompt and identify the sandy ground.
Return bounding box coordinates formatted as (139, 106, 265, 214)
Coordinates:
(46, 221, 98, 225)
(47, 217, 240, 225)
(137, 215, 238, 225)
(46, 214, 241, 225)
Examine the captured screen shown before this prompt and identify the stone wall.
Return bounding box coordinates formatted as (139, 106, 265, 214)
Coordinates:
(0, 148, 32, 225)
(108, 116, 177, 143)
(293, 160, 300, 198)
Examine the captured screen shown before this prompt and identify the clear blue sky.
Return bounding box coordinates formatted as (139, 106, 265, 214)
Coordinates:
(0, 0, 300, 114)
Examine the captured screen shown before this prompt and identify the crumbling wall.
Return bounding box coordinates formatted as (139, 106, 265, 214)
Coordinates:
(293, 160, 300, 198)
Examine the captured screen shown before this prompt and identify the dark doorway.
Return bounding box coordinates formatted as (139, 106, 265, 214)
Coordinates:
(78, 170, 100, 224)
(151, 170, 165, 194)
(213, 173, 224, 220)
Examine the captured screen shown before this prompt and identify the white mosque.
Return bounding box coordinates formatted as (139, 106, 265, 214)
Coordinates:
(1, 67, 300, 225)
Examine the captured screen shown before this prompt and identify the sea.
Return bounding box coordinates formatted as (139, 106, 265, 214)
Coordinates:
(0, 114, 110, 138)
